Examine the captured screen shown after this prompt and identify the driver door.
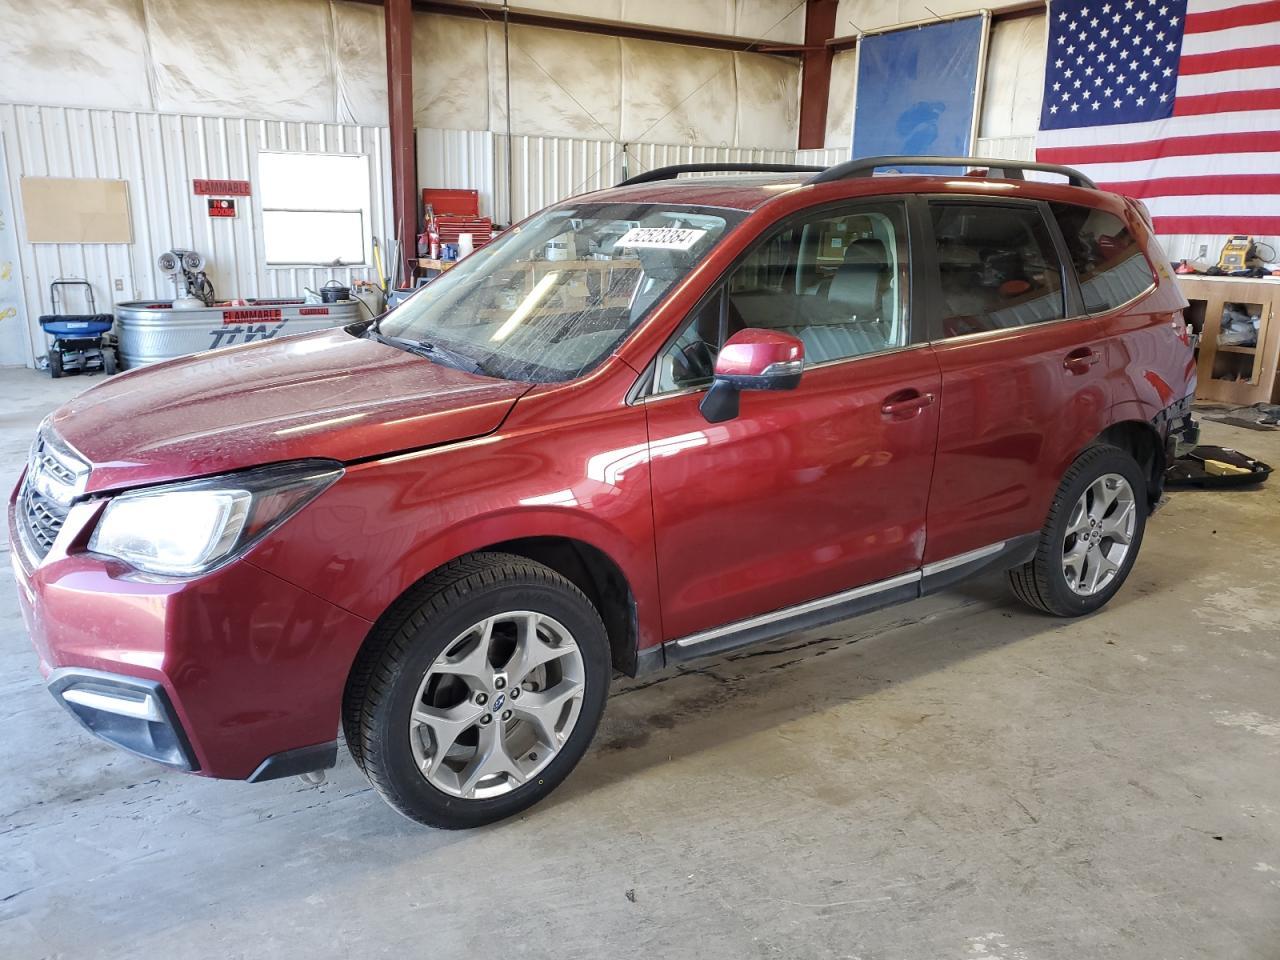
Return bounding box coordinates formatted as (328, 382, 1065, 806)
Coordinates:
(641, 200, 942, 642)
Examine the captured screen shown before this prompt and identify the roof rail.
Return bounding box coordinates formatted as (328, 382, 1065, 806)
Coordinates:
(807, 156, 1097, 190)
(619, 163, 826, 186)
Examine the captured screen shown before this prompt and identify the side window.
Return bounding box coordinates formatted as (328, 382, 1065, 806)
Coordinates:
(931, 203, 1066, 337)
(653, 202, 910, 392)
(1050, 203, 1155, 313)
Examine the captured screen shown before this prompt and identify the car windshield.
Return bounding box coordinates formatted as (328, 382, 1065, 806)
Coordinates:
(372, 202, 743, 382)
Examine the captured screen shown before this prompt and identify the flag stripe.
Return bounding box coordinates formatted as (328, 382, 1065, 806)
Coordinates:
(1180, 23, 1280, 55)
(1179, 44, 1280, 75)
(1177, 66, 1280, 97)
(1143, 194, 1280, 216)
(1038, 109, 1280, 148)
(1185, 0, 1280, 33)
(1096, 174, 1280, 197)
(1037, 131, 1280, 163)
(1174, 88, 1280, 116)
(1153, 215, 1280, 234)
(1073, 152, 1280, 182)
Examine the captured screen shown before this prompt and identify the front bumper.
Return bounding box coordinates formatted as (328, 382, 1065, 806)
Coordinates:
(10, 493, 374, 780)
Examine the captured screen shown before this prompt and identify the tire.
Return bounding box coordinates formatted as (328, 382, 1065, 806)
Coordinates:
(102, 349, 118, 375)
(1008, 443, 1148, 617)
(343, 552, 611, 828)
(48, 352, 63, 379)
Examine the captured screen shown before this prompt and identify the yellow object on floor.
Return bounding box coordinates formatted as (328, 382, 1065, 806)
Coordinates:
(1204, 458, 1254, 477)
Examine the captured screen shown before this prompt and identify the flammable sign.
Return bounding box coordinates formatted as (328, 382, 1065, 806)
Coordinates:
(207, 198, 237, 218)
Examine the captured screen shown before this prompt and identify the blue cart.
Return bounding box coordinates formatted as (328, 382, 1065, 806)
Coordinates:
(38, 280, 118, 378)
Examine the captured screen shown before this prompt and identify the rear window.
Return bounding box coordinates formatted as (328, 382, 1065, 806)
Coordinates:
(1049, 204, 1155, 314)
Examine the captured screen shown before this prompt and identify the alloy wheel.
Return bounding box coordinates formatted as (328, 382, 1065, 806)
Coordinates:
(1061, 472, 1137, 597)
(408, 611, 586, 799)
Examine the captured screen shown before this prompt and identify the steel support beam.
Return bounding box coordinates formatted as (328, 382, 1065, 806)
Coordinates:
(385, 0, 417, 285)
(798, 0, 838, 150)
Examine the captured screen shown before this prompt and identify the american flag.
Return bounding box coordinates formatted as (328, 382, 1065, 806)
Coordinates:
(1036, 0, 1280, 240)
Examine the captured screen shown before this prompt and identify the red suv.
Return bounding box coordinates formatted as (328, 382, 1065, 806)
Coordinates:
(11, 157, 1198, 828)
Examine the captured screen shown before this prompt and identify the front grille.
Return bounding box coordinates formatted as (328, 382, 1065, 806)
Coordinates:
(17, 428, 88, 564)
(37, 449, 78, 487)
(19, 482, 65, 557)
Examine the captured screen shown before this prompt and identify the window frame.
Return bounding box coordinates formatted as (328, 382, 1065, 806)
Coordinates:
(257, 151, 372, 267)
(636, 195, 923, 401)
(915, 194, 1087, 345)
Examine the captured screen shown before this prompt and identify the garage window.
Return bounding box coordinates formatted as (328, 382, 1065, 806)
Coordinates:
(259, 153, 371, 266)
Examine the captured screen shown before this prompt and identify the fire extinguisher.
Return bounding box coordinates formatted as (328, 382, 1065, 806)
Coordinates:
(426, 204, 441, 260)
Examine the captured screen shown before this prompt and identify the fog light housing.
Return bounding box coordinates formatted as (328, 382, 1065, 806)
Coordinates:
(47, 669, 198, 770)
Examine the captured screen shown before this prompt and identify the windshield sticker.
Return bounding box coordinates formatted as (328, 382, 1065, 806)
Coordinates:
(615, 227, 707, 251)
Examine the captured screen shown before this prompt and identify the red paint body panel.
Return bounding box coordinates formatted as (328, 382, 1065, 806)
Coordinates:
(51, 328, 529, 493)
(9, 489, 372, 779)
(247, 358, 665, 651)
(646, 348, 941, 640)
(924, 319, 1109, 563)
(10, 170, 1198, 781)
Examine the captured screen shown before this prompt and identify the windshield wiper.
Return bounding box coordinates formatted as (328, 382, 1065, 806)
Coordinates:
(373, 331, 490, 376)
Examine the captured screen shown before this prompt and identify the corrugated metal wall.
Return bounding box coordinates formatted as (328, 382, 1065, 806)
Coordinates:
(0, 103, 393, 367)
(419, 129, 798, 226)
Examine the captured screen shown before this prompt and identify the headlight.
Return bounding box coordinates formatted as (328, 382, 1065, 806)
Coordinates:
(89, 460, 343, 576)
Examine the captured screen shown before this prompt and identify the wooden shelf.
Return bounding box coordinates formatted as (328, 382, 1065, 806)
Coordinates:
(1176, 274, 1279, 406)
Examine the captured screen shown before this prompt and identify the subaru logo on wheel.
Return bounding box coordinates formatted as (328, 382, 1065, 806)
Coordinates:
(492, 693, 506, 712)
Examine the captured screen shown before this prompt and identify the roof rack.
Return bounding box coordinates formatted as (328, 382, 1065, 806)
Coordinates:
(806, 156, 1097, 189)
(618, 163, 826, 186)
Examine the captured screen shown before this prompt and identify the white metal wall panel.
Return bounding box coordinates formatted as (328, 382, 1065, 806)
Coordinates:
(0, 104, 392, 367)
(420, 131, 804, 229)
(975, 135, 1035, 161)
(795, 147, 851, 167)
(417, 129, 497, 219)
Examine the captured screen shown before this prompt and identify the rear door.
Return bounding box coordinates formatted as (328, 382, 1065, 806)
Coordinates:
(642, 199, 942, 641)
(920, 196, 1110, 564)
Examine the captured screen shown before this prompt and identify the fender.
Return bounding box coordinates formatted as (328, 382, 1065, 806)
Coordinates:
(246, 399, 663, 652)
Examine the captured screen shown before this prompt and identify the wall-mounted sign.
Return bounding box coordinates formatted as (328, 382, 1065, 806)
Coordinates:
(207, 198, 237, 219)
(193, 179, 251, 196)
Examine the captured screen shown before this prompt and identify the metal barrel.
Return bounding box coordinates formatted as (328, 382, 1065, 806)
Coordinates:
(115, 299, 363, 368)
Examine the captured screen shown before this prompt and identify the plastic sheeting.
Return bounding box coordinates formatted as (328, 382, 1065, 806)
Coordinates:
(978, 14, 1047, 141)
(0, 0, 153, 112)
(824, 48, 858, 149)
(836, 0, 1030, 34)
(147, 0, 339, 122)
(0, 0, 799, 147)
(852, 17, 986, 164)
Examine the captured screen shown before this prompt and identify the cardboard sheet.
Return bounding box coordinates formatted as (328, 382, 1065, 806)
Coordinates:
(20, 177, 133, 244)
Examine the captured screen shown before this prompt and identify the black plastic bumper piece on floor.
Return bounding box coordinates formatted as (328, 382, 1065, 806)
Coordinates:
(247, 741, 338, 782)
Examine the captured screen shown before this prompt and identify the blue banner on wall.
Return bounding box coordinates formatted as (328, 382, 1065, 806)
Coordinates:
(852, 16, 986, 173)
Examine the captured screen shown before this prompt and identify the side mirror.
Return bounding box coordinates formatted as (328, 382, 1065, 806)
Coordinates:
(699, 328, 805, 423)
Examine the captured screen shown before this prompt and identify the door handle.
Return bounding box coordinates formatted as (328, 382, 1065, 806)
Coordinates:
(1063, 347, 1102, 374)
(881, 389, 935, 419)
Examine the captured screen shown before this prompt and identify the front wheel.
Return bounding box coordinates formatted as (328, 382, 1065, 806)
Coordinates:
(1009, 443, 1148, 617)
(343, 553, 611, 828)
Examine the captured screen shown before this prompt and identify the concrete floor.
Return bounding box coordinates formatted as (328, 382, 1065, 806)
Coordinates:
(2, 366, 1278, 960)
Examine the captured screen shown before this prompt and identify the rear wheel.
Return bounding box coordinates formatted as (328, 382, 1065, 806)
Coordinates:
(1009, 444, 1148, 617)
(343, 553, 611, 828)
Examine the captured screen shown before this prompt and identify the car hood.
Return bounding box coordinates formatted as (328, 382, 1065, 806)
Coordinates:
(51, 328, 532, 493)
